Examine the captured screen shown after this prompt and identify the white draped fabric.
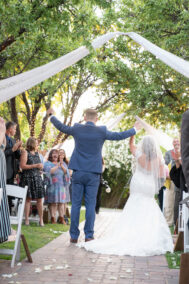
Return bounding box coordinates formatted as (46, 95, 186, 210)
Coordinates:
(136, 116, 173, 150)
(0, 32, 189, 104)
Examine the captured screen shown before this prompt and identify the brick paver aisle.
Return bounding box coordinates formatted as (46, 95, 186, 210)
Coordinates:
(0, 209, 179, 284)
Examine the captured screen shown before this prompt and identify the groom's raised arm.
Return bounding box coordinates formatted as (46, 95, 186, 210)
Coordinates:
(105, 120, 141, 141)
(50, 116, 74, 135)
(105, 127, 136, 141)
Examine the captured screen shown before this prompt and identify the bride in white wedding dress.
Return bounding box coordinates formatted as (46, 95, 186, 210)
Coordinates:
(77, 135, 174, 256)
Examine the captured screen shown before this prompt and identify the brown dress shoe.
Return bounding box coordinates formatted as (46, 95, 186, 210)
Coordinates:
(70, 238, 78, 243)
(51, 217, 56, 224)
(59, 216, 67, 225)
(85, 238, 94, 242)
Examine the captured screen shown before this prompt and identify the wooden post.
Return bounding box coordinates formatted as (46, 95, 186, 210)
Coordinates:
(174, 232, 184, 252)
(179, 253, 189, 284)
(21, 235, 33, 263)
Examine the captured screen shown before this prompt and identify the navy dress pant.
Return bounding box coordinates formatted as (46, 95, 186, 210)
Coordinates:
(70, 171, 100, 240)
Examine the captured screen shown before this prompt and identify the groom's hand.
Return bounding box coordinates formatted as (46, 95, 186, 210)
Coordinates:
(47, 108, 55, 117)
(134, 121, 142, 131)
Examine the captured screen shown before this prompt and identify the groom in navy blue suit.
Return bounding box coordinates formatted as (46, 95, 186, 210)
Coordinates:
(47, 108, 140, 243)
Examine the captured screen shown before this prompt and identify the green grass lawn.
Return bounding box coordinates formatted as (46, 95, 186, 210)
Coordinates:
(166, 251, 181, 269)
(0, 210, 85, 261)
(165, 226, 182, 269)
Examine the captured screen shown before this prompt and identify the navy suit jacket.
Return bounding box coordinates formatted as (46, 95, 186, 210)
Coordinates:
(50, 116, 136, 173)
(5, 135, 20, 180)
(181, 110, 189, 191)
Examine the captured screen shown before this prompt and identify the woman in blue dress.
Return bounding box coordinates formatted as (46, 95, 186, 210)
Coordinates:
(44, 149, 69, 225)
(0, 117, 11, 243)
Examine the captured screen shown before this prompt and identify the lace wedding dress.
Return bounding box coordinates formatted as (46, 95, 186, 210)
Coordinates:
(78, 142, 174, 256)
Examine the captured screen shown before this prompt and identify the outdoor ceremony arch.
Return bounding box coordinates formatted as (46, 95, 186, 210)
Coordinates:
(0, 32, 189, 105)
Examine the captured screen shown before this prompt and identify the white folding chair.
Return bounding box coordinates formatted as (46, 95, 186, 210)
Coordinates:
(182, 192, 189, 253)
(0, 185, 32, 267)
(0, 188, 2, 205)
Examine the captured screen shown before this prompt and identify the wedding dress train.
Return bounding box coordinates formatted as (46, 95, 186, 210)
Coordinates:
(77, 164, 174, 256)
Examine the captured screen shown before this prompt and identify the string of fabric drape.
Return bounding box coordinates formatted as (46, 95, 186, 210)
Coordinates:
(0, 32, 189, 104)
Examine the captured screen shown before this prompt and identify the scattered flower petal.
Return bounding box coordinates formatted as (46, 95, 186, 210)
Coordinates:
(126, 269, 132, 273)
(68, 273, 72, 276)
(91, 259, 96, 263)
(44, 265, 53, 270)
(13, 273, 18, 276)
(109, 276, 117, 280)
(56, 266, 64, 270)
(145, 273, 149, 276)
(87, 278, 93, 282)
(35, 268, 42, 273)
(17, 263, 22, 266)
(2, 274, 13, 278)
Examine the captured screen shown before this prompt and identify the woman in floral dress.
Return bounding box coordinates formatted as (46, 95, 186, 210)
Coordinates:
(44, 149, 69, 224)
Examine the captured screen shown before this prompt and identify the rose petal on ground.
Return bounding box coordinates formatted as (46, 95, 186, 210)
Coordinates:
(35, 268, 42, 273)
(109, 276, 117, 280)
(56, 266, 64, 270)
(44, 265, 53, 270)
(87, 278, 93, 282)
(2, 274, 13, 278)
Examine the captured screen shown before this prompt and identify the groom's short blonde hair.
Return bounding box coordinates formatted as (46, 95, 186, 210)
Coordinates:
(84, 108, 97, 120)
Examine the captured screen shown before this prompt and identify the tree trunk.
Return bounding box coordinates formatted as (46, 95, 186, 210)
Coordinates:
(10, 98, 21, 140)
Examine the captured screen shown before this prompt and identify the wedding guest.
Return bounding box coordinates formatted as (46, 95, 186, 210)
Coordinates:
(20, 137, 45, 226)
(181, 110, 189, 191)
(44, 149, 68, 225)
(164, 138, 181, 226)
(58, 149, 70, 223)
(158, 165, 169, 211)
(0, 117, 11, 243)
(5, 121, 22, 213)
(171, 146, 182, 225)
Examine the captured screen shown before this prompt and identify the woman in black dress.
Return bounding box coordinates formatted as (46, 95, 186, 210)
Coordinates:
(20, 137, 45, 226)
(0, 117, 11, 243)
